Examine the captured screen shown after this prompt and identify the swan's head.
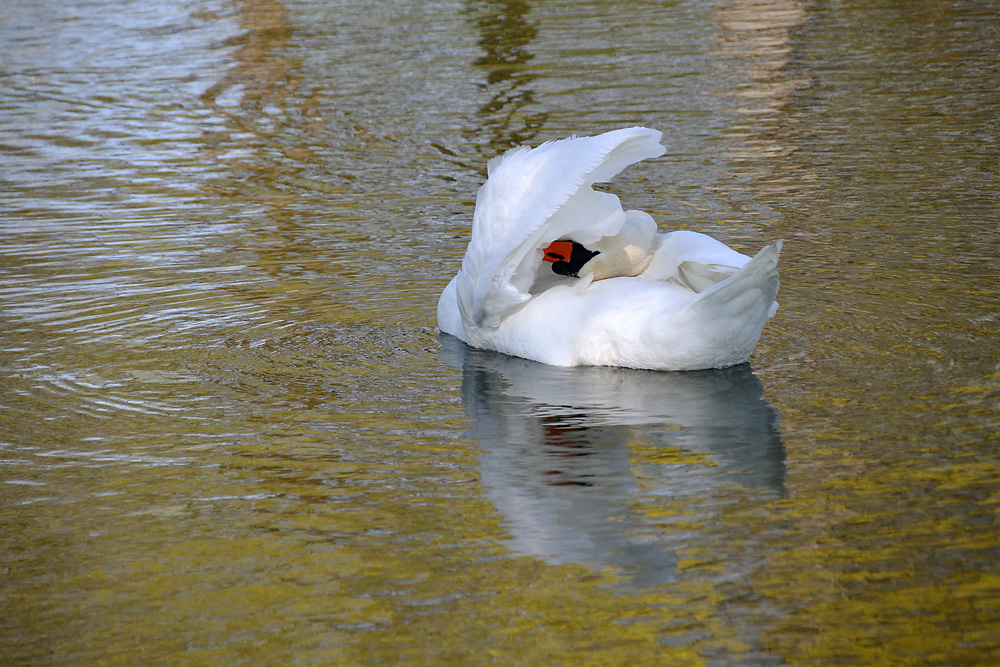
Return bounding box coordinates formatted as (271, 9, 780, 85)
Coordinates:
(542, 240, 599, 277)
(542, 210, 658, 281)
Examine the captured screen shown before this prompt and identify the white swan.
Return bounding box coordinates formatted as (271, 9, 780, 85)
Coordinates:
(437, 126, 781, 371)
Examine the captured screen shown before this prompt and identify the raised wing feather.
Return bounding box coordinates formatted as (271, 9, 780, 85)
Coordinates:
(456, 127, 666, 329)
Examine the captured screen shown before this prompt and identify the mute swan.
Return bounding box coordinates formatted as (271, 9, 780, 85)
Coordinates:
(437, 126, 781, 371)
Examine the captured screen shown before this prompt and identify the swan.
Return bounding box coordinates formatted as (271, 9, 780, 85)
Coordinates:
(437, 126, 781, 371)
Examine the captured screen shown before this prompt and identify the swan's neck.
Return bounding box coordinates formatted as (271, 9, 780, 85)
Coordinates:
(578, 210, 658, 280)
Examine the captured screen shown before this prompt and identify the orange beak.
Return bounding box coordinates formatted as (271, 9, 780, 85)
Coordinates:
(542, 240, 574, 263)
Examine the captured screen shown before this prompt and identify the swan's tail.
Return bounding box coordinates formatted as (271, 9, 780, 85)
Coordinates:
(689, 240, 782, 334)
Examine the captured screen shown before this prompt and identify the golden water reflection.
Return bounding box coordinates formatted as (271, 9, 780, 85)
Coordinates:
(2, 0, 999, 664)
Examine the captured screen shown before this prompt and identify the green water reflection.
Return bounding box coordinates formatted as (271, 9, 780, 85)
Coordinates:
(2, 0, 999, 664)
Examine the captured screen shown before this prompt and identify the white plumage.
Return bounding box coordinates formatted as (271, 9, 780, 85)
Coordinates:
(437, 127, 781, 371)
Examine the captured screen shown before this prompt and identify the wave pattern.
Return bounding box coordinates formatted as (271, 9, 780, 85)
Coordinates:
(3, 0, 1000, 665)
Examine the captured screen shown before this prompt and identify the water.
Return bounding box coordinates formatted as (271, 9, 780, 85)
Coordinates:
(2, 0, 998, 664)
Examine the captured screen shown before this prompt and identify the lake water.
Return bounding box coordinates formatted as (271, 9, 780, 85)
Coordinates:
(2, 0, 999, 664)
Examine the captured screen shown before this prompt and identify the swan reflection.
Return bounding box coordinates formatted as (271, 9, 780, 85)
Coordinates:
(441, 334, 785, 585)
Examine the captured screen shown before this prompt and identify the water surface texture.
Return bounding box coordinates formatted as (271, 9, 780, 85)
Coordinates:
(3, 0, 999, 664)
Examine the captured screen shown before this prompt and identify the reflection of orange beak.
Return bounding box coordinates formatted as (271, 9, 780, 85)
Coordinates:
(543, 240, 574, 263)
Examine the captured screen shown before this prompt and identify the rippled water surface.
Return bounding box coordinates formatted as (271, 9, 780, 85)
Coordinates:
(3, 0, 999, 664)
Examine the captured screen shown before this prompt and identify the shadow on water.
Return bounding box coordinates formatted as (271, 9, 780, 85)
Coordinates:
(440, 334, 785, 587)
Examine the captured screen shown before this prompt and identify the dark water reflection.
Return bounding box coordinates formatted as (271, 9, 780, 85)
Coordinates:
(466, 0, 548, 151)
(442, 335, 784, 585)
(3, 0, 1000, 664)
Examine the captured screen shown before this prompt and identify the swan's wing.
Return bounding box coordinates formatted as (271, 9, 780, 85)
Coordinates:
(641, 230, 753, 292)
(456, 127, 665, 329)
